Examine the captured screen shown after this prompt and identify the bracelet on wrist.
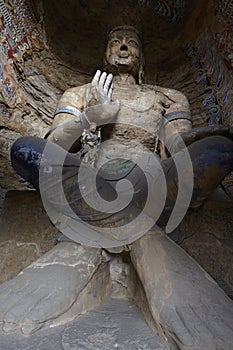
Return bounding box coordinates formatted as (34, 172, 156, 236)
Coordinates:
(54, 105, 90, 129)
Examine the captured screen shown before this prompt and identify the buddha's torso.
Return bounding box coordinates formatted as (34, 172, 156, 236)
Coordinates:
(91, 83, 165, 172)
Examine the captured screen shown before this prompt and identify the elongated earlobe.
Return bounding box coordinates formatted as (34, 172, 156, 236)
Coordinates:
(138, 65, 144, 85)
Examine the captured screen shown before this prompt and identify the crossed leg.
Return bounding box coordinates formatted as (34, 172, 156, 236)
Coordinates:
(162, 135, 233, 211)
(1, 134, 233, 338)
(130, 136, 233, 349)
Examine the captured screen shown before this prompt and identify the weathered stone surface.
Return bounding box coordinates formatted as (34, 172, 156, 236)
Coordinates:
(60, 299, 173, 350)
(0, 189, 7, 213)
(0, 242, 103, 335)
(0, 299, 172, 350)
(0, 3, 232, 348)
(168, 198, 233, 294)
(0, 190, 58, 283)
(0, 241, 41, 285)
(27, 50, 90, 92)
(0, 155, 27, 217)
(0, 156, 27, 191)
(130, 227, 233, 350)
(0, 244, 147, 337)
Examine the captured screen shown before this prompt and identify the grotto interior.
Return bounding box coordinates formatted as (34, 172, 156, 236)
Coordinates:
(0, 0, 233, 348)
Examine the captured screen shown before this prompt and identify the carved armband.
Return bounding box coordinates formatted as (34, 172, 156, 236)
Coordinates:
(54, 105, 91, 129)
(164, 111, 192, 125)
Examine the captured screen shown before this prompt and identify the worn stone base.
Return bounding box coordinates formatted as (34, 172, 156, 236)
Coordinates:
(0, 299, 172, 350)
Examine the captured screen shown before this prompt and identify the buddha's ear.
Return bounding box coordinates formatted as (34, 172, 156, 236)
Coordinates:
(138, 56, 145, 85)
(138, 66, 143, 85)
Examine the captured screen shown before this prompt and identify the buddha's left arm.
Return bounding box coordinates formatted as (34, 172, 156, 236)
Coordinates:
(157, 87, 192, 155)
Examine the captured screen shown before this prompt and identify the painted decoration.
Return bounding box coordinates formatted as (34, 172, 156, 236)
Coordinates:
(215, 0, 233, 26)
(186, 29, 233, 126)
(138, 0, 186, 22)
(0, 0, 43, 107)
(214, 28, 233, 74)
(0, 51, 23, 106)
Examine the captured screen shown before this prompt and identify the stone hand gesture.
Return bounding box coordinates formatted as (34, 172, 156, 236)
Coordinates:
(85, 70, 120, 125)
(88, 70, 113, 106)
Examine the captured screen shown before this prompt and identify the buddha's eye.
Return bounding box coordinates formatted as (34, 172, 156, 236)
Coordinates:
(128, 40, 138, 47)
(111, 39, 120, 45)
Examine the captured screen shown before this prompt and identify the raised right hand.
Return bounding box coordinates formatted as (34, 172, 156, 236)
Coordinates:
(86, 70, 120, 125)
(88, 70, 113, 106)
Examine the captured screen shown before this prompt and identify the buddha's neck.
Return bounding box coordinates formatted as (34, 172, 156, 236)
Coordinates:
(113, 73, 136, 86)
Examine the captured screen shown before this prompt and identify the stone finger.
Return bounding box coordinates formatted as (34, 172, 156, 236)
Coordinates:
(107, 83, 113, 99)
(103, 74, 113, 94)
(91, 69, 101, 85)
(99, 72, 107, 88)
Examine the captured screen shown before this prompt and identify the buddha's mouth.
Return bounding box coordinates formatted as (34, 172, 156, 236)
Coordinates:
(113, 57, 131, 65)
(119, 52, 129, 58)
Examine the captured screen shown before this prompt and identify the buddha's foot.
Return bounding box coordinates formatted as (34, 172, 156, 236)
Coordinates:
(0, 242, 102, 335)
(131, 227, 233, 350)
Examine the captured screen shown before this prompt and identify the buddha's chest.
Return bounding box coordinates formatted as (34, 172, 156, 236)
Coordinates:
(105, 84, 165, 147)
(112, 84, 157, 113)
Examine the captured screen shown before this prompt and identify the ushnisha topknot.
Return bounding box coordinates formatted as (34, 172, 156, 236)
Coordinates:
(108, 25, 141, 41)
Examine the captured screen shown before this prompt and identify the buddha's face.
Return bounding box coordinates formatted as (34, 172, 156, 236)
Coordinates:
(105, 29, 143, 78)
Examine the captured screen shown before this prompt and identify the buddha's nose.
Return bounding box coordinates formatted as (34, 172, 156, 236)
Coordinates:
(120, 44, 128, 51)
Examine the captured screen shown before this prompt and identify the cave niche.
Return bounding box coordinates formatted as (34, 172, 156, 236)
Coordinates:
(0, 0, 232, 297)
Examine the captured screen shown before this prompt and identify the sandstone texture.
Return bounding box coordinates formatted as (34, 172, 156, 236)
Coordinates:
(180, 200, 233, 296)
(0, 190, 58, 284)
